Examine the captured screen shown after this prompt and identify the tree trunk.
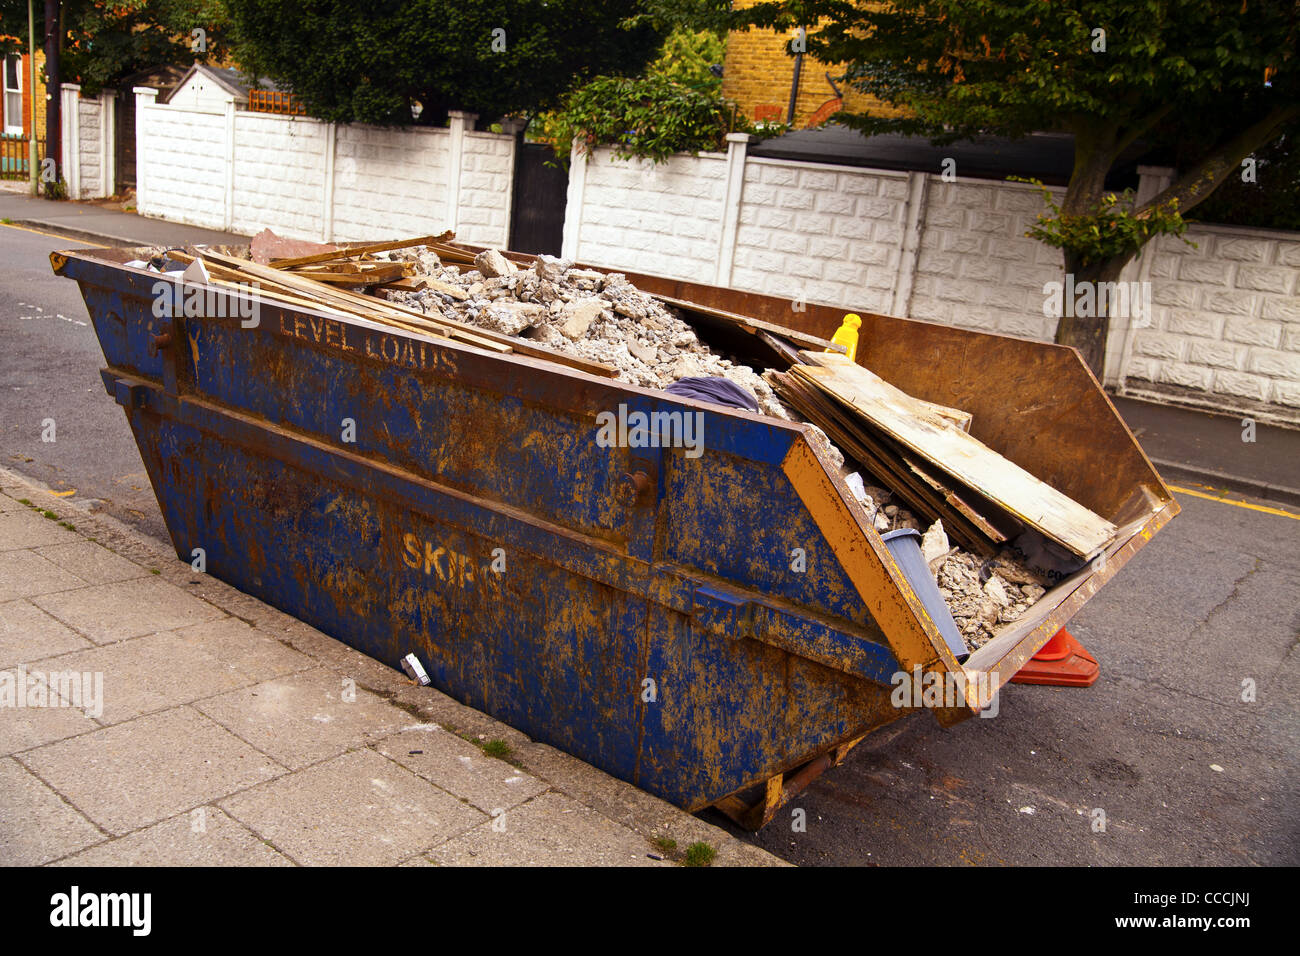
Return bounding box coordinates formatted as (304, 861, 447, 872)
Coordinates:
(43, 0, 59, 188)
(1053, 251, 1133, 378)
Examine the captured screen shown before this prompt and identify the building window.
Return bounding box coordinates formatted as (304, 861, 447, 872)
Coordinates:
(3, 55, 22, 135)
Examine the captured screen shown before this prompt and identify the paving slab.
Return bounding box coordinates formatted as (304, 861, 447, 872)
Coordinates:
(426, 790, 669, 867)
(34, 540, 153, 586)
(18, 706, 284, 835)
(43, 619, 314, 725)
(515, 739, 741, 853)
(30, 576, 226, 644)
(55, 806, 294, 867)
(195, 667, 415, 770)
(374, 726, 549, 814)
(0, 598, 93, 669)
(0, 756, 104, 865)
(0, 471, 786, 867)
(0, 191, 246, 247)
(0, 549, 88, 601)
(0, 509, 79, 550)
(0, 669, 102, 756)
(220, 748, 486, 866)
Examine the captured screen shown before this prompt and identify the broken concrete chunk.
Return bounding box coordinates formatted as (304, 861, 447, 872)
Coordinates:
(628, 340, 658, 364)
(983, 574, 1010, 607)
(474, 248, 517, 278)
(481, 302, 542, 336)
(921, 520, 950, 566)
(560, 299, 606, 340)
(613, 297, 649, 320)
(534, 254, 573, 282)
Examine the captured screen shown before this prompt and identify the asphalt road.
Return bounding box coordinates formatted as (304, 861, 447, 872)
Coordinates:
(707, 488, 1300, 865)
(3, 218, 1297, 867)
(0, 223, 169, 542)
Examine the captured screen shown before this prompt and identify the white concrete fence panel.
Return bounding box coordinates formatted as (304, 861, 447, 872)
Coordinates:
(63, 93, 1300, 424)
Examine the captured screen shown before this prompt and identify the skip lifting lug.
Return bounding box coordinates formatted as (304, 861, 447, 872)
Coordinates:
(148, 327, 173, 357)
(616, 470, 651, 505)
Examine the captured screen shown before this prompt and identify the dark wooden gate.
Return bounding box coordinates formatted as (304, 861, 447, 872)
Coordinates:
(114, 86, 135, 194)
(508, 142, 568, 256)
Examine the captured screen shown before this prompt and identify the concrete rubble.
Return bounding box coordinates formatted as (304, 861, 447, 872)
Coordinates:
(382, 249, 791, 419)
(381, 245, 1049, 646)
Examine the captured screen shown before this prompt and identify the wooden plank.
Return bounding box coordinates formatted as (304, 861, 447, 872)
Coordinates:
(795, 352, 1116, 558)
(373, 275, 463, 296)
(756, 329, 807, 367)
(289, 265, 408, 286)
(198, 250, 618, 377)
(916, 398, 972, 433)
(192, 251, 510, 353)
(771, 371, 999, 554)
(652, 293, 839, 352)
(375, 276, 430, 292)
(268, 232, 454, 269)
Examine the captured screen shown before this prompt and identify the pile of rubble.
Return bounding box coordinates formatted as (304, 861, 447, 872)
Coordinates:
(935, 550, 1048, 649)
(382, 247, 790, 419)
(840, 479, 1048, 648)
(379, 244, 1050, 645)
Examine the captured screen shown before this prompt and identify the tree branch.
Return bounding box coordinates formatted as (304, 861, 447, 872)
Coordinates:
(1139, 102, 1300, 217)
(1113, 102, 1175, 158)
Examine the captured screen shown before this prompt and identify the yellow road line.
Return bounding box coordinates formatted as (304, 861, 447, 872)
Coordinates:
(0, 221, 108, 247)
(1168, 484, 1300, 520)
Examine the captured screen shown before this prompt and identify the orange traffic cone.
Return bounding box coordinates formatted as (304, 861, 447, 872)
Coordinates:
(1010, 627, 1099, 687)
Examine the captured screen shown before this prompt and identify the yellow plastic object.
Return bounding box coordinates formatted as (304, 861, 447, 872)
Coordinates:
(827, 313, 861, 363)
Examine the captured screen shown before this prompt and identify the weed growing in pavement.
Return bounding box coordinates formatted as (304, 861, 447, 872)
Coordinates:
(481, 738, 512, 760)
(682, 842, 716, 867)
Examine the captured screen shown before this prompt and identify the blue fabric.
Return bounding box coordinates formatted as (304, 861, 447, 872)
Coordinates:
(665, 376, 760, 412)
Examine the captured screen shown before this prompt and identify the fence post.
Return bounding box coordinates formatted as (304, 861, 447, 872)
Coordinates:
(322, 121, 337, 242)
(890, 171, 929, 317)
(446, 110, 477, 233)
(100, 90, 114, 197)
(223, 99, 236, 231)
(60, 83, 80, 197)
(561, 142, 588, 261)
(714, 132, 753, 288)
(133, 87, 158, 213)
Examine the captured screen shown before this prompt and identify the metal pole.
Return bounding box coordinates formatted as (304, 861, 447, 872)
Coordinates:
(786, 52, 803, 126)
(27, 0, 37, 193)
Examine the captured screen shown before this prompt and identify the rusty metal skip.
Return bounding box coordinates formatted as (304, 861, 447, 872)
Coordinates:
(52, 244, 1178, 829)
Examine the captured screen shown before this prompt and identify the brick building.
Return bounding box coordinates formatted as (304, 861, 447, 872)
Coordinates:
(721, 1, 906, 128)
(2, 46, 47, 139)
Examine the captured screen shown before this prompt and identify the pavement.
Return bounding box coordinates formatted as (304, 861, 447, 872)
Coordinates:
(0, 470, 782, 867)
(0, 185, 245, 248)
(1112, 395, 1300, 507)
